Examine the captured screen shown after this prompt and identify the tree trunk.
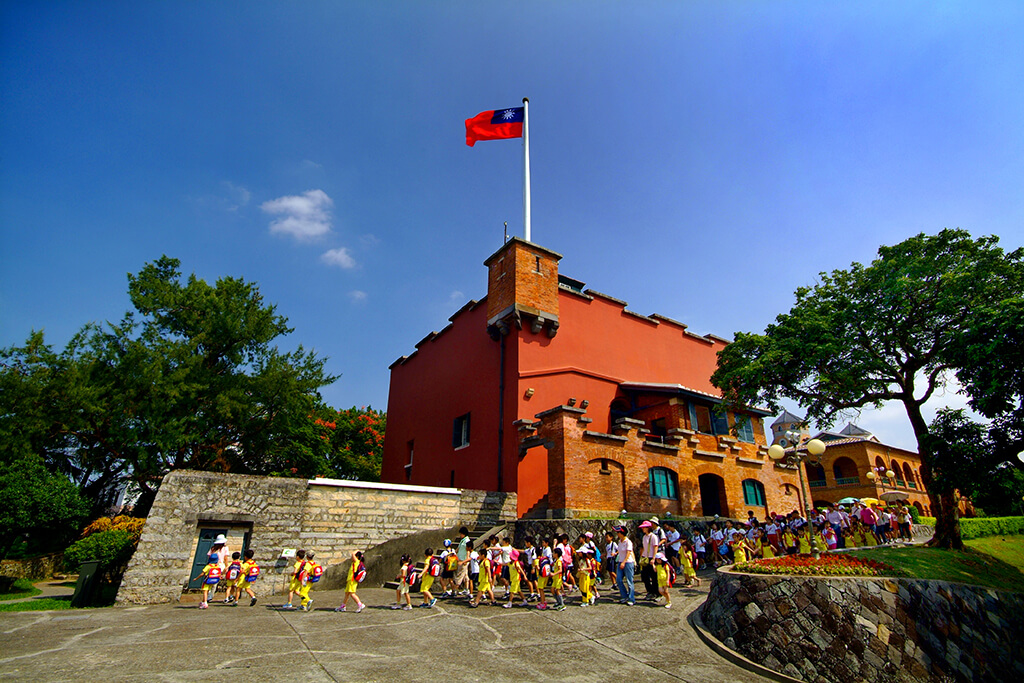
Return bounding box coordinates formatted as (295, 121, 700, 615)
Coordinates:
(904, 399, 963, 549)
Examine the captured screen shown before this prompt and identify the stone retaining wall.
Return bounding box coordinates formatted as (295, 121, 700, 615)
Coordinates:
(117, 470, 515, 604)
(700, 570, 1024, 683)
(0, 553, 65, 580)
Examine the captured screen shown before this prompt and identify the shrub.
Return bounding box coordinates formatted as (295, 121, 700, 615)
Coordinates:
(959, 516, 1024, 540)
(80, 515, 144, 541)
(908, 506, 921, 524)
(64, 528, 137, 584)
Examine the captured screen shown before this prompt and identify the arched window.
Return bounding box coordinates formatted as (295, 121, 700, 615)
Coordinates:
(832, 457, 859, 485)
(648, 467, 679, 499)
(806, 462, 826, 485)
(742, 479, 766, 507)
(902, 463, 915, 489)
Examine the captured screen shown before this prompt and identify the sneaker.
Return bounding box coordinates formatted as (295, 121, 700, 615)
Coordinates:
(356, 604, 365, 613)
(428, 598, 437, 607)
(403, 604, 412, 610)
(665, 603, 672, 609)
(335, 605, 346, 612)
(390, 604, 401, 610)
(520, 601, 530, 608)
(553, 604, 566, 611)
(282, 603, 294, 610)
(250, 597, 257, 607)
(580, 602, 589, 607)
(502, 603, 511, 609)
(627, 601, 635, 606)
(199, 602, 208, 609)
(303, 599, 314, 612)
(419, 603, 431, 608)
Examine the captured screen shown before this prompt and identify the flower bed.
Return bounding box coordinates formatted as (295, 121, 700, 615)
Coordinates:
(734, 553, 900, 577)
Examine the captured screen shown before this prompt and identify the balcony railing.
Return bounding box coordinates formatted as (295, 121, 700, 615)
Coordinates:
(808, 480, 827, 488)
(895, 479, 906, 488)
(908, 482, 917, 489)
(835, 477, 860, 486)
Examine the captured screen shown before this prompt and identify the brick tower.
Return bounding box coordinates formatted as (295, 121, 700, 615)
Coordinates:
(483, 237, 562, 339)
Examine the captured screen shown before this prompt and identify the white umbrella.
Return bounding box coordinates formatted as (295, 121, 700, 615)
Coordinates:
(880, 491, 908, 502)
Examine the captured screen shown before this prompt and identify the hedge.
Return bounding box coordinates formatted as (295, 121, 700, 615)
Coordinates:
(959, 516, 1024, 540)
(64, 528, 137, 582)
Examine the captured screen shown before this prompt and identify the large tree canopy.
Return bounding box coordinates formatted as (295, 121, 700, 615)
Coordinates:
(1, 256, 347, 516)
(711, 229, 1024, 548)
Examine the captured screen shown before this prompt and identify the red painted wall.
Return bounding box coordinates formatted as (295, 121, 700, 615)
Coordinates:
(381, 302, 503, 491)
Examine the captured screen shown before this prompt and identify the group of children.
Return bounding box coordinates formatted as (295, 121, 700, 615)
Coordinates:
(192, 548, 261, 609)
(194, 510, 903, 612)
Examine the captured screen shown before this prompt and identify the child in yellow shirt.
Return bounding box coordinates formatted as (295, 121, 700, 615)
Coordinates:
(470, 553, 494, 607)
(284, 549, 307, 610)
(238, 549, 259, 607)
(551, 554, 565, 611)
(191, 554, 223, 610)
(655, 553, 672, 609)
(335, 550, 366, 613)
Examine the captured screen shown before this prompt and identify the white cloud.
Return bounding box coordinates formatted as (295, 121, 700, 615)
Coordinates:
(321, 247, 356, 269)
(448, 290, 465, 304)
(359, 233, 380, 247)
(348, 290, 368, 303)
(261, 189, 333, 239)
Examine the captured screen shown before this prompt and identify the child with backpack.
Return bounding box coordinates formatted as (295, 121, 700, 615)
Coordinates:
(391, 554, 413, 610)
(535, 538, 553, 610)
(238, 548, 260, 606)
(419, 548, 439, 608)
(192, 553, 223, 609)
(550, 548, 566, 611)
(655, 552, 674, 609)
(469, 547, 495, 607)
(284, 549, 307, 610)
(336, 550, 367, 613)
(502, 550, 529, 608)
(576, 546, 595, 606)
(680, 540, 700, 587)
(300, 551, 322, 611)
(223, 552, 244, 604)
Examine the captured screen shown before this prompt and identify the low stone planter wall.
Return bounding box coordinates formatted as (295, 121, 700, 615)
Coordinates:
(700, 569, 1024, 683)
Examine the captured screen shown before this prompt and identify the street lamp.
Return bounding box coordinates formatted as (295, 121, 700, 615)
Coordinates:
(769, 430, 826, 519)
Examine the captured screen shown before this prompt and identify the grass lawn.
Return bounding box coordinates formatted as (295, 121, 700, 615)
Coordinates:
(0, 596, 72, 612)
(846, 535, 1024, 593)
(0, 578, 43, 602)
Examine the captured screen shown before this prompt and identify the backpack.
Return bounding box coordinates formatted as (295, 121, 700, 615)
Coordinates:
(538, 556, 552, 578)
(226, 561, 242, 582)
(667, 564, 676, 588)
(445, 553, 458, 571)
(353, 562, 367, 584)
(205, 566, 222, 584)
(307, 562, 324, 583)
(428, 557, 441, 577)
(407, 566, 421, 586)
(594, 545, 602, 563)
(245, 563, 261, 581)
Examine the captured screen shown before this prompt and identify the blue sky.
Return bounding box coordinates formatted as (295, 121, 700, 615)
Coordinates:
(2, 1, 1022, 451)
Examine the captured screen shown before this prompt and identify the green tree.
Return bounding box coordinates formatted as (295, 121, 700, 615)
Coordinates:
(0, 256, 337, 515)
(0, 454, 89, 558)
(712, 229, 1024, 549)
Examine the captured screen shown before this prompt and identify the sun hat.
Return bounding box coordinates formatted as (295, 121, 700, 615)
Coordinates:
(614, 525, 628, 535)
(213, 534, 227, 545)
(209, 553, 219, 563)
(649, 516, 660, 525)
(639, 521, 653, 529)
(510, 549, 520, 560)
(654, 552, 667, 561)
(577, 546, 592, 554)
(584, 531, 594, 539)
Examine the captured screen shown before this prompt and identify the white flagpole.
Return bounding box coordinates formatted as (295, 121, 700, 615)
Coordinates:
(522, 97, 531, 243)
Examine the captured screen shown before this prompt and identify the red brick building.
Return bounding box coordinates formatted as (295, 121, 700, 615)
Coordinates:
(381, 239, 801, 518)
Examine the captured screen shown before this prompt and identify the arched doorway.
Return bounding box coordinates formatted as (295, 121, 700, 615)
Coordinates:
(698, 473, 727, 517)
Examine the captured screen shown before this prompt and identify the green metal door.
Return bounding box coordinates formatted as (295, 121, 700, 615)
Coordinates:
(188, 528, 227, 589)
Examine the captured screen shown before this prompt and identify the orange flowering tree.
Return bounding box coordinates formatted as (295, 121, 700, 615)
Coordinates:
(310, 405, 386, 481)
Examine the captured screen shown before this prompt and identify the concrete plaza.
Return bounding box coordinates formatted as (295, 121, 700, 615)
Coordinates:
(0, 584, 768, 682)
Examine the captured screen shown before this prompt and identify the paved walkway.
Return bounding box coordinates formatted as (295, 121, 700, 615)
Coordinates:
(0, 580, 76, 605)
(0, 583, 769, 682)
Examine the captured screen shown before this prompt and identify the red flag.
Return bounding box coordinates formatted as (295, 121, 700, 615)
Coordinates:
(465, 107, 524, 146)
